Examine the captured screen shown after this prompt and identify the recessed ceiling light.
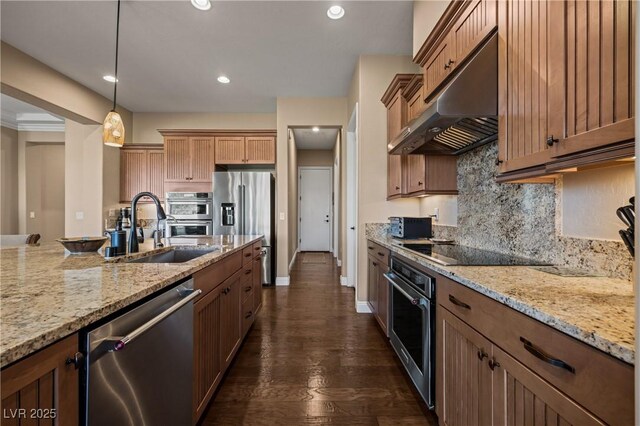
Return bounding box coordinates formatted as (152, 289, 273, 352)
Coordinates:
(103, 75, 118, 83)
(312, 127, 320, 132)
(217, 76, 230, 84)
(327, 5, 345, 20)
(191, 0, 211, 11)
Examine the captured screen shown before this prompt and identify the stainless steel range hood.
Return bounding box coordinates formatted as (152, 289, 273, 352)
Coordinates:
(389, 34, 498, 156)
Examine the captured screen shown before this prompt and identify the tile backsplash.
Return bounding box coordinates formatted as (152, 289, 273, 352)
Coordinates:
(369, 141, 633, 281)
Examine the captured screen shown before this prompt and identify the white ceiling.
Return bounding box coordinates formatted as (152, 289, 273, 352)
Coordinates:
(1, 94, 65, 131)
(0, 1, 414, 113)
(293, 128, 339, 150)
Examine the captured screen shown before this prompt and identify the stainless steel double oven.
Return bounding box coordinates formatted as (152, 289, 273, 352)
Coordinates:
(165, 192, 213, 237)
(383, 254, 436, 408)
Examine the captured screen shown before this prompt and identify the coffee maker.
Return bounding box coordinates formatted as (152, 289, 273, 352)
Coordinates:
(119, 207, 132, 228)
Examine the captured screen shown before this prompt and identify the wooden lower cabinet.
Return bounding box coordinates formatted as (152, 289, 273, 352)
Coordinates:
(367, 255, 379, 316)
(219, 271, 242, 369)
(1, 334, 80, 426)
(193, 285, 224, 420)
(252, 255, 263, 313)
(375, 263, 389, 336)
(366, 241, 391, 336)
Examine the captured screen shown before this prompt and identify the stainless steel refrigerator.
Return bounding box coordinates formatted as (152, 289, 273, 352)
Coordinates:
(212, 172, 275, 285)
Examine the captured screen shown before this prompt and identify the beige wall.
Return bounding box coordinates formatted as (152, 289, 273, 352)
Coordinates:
(64, 121, 104, 236)
(562, 164, 635, 240)
(25, 143, 65, 241)
(132, 112, 277, 144)
(1, 126, 19, 234)
(419, 195, 458, 226)
(353, 56, 422, 302)
(413, 1, 450, 58)
(1, 42, 132, 132)
(296, 149, 335, 167)
(276, 97, 348, 280)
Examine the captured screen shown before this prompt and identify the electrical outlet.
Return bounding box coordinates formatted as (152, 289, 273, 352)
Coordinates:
(433, 208, 439, 222)
(75, 211, 84, 220)
(279, 212, 285, 221)
(29, 211, 35, 219)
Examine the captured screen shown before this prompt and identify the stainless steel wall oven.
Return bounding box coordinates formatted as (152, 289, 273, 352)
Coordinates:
(384, 254, 436, 408)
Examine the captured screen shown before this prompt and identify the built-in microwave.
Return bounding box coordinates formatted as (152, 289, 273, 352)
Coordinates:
(165, 192, 213, 221)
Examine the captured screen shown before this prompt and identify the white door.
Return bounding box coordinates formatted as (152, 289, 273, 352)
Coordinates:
(346, 104, 358, 289)
(299, 167, 332, 251)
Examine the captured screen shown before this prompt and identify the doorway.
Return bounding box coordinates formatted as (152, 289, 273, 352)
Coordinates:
(346, 104, 358, 292)
(298, 167, 332, 251)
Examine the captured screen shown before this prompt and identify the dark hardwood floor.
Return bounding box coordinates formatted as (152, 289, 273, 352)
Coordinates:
(201, 252, 438, 425)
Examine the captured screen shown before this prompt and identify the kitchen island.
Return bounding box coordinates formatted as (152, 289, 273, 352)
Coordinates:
(0, 235, 262, 368)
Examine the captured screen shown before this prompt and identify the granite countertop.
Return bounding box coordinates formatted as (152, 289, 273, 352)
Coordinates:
(369, 235, 635, 365)
(0, 235, 262, 368)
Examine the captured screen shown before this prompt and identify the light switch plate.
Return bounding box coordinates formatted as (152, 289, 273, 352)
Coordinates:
(279, 212, 285, 220)
(29, 211, 35, 219)
(75, 211, 84, 220)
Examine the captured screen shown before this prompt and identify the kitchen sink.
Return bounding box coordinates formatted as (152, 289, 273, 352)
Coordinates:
(125, 248, 218, 264)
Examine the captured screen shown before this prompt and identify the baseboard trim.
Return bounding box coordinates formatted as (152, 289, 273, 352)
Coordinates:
(340, 276, 348, 286)
(356, 301, 372, 313)
(288, 249, 298, 272)
(275, 276, 290, 286)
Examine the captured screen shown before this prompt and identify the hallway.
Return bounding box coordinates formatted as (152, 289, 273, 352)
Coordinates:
(201, 252, 437, 425)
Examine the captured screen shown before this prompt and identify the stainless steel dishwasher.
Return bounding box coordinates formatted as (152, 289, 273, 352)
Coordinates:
(83, 278, 200, 426)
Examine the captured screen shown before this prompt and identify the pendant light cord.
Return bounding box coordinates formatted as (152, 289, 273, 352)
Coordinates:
(112, 0, 121, 111)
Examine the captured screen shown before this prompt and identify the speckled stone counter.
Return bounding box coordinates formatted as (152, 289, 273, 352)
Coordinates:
(0, 235, 262, 367)
(368, 234, 635, 365)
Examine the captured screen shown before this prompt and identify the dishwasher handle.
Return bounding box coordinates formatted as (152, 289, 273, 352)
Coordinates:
(111, 288, 202, 351)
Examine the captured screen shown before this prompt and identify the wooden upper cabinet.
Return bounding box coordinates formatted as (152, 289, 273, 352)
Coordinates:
(405, 155, 426, 194)
(451, 0, 497, 69)
(164, 136, 191, 182)
(120, 146, 164, 202)
(382, 74, 414, 143)
(246, 136, 276, 164)
(406, 155, 458, 195)
(403, 74, 427, 122)
(423, 35, 454, 101)
(1, 334, 80, 426)
(549, 0, 635, 157)
(214, 136, 245, 164)
(387, 154, 405, 198)
(190, 137, 215, 182)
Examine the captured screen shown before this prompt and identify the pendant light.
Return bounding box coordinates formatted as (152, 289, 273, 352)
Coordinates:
(103, 0, 125, 147)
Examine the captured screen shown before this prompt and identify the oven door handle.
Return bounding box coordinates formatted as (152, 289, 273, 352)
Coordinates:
(383, 273, 425, 307)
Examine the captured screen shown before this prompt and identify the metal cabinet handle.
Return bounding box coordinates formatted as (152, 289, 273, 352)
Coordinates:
(520, 337, 575, 373)
(477, 349, 488, 361)
(546, 136, 559, 147)
(448, 294, 471, 310)
(372, 262, 378, 267)
(244, 285, 252, 292)
(244, 252, 252, 258)
(245, 269, 252, 275)
(488, 358, 500, 371)
(377, 252, 385, 257)
(245, 311, 253, 319)
(368, 246, 374, 250)
(395, 186, 400, 190)
(418, 181, 423, 186)
(65, 352, 84, 369)
(111, 289, 202, 351)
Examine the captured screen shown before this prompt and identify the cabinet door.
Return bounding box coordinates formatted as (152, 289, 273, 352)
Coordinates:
(437, 307, 493, 425)
(164, 136, 190, 182)
(549, 0, 635, 157)
(387, 154, 404, 198)
(1, 334, 79, 426)
(193, 285, 223, 420)
(497, 0, 556, 173)
(387, 91, 407, 142)
(425, 155, 458, 193)
(376, 263, 389, 336)
(252, 255, 262, 313)
(220, 272, 241, 368)
(214, 136, 246, 164)
(120, 149, 148, 202)
(406, 155, 426, 194)
(492, 345, 604, 426)
(367, 255, 379, 314)
(190, 137, 215, 182)
(147, 150, 164, 201)
(450, 0, 497, 69)
(245, 136, 276, 164)
(423, 34, 454, 101)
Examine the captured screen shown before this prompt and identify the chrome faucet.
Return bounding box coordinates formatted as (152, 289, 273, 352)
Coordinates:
(128, 192, 167, 254)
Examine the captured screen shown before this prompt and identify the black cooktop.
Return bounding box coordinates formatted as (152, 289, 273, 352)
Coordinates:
(395, 243, 550, 266)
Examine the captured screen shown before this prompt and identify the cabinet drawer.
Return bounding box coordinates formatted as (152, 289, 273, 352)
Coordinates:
(194, 251, 242, 298)
(252, 241, 263, 258)
(366, 240, 389, 266)
(241, 296, 254, 336)
(241, 245, 254, 265)
(437, 275, 633, 425)
(241, 278, 253, 303)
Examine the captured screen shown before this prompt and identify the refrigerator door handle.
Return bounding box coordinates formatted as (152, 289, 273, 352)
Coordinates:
(241, 184, 246, 235)
(238, 185, 244, 235)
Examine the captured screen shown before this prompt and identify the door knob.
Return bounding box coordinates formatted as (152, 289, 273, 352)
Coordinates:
(349, 226, 355, 230)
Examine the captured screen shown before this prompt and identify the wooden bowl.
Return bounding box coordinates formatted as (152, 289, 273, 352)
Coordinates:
(57, 237, 108, 253)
